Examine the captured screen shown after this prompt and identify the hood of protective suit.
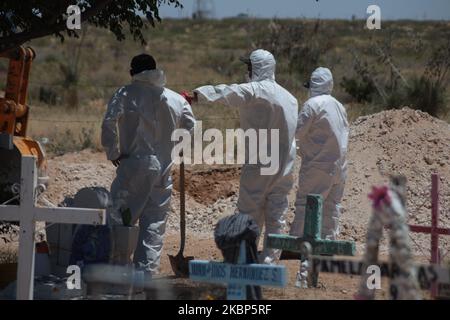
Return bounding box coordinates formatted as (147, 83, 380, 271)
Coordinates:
(250, 49, 276, 82)
(310, 67, 334, 97)
(132, 69, 166, 87)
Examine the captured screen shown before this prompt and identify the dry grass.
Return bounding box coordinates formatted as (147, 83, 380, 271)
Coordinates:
(28, 103, 105, 155)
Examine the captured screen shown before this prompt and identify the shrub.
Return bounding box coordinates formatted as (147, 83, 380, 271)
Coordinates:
(255, 19, 334, 82)
(342, 34, 449, 117)
(406, 76, 446, 117)
(341, 76, 376, 103)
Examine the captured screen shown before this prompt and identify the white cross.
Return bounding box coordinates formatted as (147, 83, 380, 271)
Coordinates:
(0, 156, 106, 300)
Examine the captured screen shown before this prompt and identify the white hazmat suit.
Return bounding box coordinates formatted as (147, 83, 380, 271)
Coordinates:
(291, 67, 349, 240)
(102, 69, 196, 273)
(194, 49, 298, 264)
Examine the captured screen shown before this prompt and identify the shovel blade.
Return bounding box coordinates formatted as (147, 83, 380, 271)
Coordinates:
(168, 253, 194, 278)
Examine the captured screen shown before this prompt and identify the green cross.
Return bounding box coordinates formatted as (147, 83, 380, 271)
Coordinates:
(267, 194, 356, 258)
(267, 195, 355, 287)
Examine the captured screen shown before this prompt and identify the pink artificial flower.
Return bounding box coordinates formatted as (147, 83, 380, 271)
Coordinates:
(368, 185, 391, 209)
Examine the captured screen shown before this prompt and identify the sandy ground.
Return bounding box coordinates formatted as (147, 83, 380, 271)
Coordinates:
(2, 107, 450, 299)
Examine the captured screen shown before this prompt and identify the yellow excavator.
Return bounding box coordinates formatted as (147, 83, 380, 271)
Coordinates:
(0, 46, 47, 203)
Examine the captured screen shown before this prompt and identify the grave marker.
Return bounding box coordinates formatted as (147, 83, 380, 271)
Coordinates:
(358, 177, 421, 299)
(407, 174, 450, 298)
(189, 240, 287, 300)
(267, 195, 355, 286)
(308, 254, 450, 294)
(268, 195, 355, 258)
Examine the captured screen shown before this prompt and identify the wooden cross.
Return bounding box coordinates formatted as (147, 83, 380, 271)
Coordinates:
(0, 156, 106, 300)
(408, 174, 450, 298)
(189, 240, 287, 300)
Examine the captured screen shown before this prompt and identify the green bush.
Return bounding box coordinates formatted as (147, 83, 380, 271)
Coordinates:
(341, 35, 449, 117)
(341, 76, 376, 103)
(406, 77, 447, 117)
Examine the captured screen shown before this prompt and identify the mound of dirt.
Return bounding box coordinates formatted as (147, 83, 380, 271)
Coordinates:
(341, 107, 450, 254)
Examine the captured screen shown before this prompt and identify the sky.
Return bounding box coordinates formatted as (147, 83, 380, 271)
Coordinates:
(158, 0, 450, 20)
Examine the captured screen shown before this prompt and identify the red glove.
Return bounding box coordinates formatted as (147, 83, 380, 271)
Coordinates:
(181, 91, 194, 105)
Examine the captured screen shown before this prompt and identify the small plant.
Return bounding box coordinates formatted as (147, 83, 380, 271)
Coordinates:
(39, 86, 59, 105)
(46, 129, 78, 155)
(80, 127, 96, 150)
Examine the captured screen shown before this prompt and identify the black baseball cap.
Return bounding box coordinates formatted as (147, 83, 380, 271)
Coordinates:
(130, 54, 156, 76)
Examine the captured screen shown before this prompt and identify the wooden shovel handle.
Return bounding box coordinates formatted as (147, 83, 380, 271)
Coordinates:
(179, 157, 186, 255)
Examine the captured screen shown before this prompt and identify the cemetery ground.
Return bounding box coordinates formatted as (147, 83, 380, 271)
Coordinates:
(1, 107, 449, 299)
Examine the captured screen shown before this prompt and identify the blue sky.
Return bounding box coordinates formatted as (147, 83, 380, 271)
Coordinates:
(159, 0, 450, 20)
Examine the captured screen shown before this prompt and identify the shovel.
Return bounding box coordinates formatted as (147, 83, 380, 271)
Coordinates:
(168, 156, 194, 277)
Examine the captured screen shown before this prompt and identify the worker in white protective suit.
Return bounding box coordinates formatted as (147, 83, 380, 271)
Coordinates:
(101, 54, 196, 274)
(290, 67, 349, 240)
(191, 49, 298, 264)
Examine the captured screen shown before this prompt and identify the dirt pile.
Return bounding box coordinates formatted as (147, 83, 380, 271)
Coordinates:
(342, 107, 450, 255)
